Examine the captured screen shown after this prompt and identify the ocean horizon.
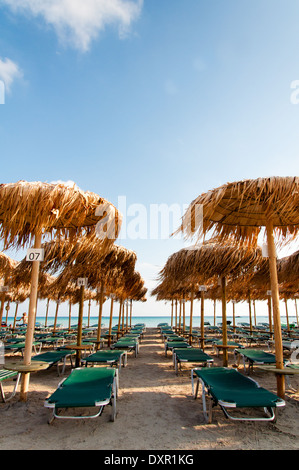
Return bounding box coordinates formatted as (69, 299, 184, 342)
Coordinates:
(5, 315, 298, 329)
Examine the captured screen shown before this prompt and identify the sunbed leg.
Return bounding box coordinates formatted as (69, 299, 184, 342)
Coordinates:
(0, 383, 5, 402)
(110, 381, 117, 422)
(0, 373, 21, 402)
(48, 411, 55, 425)
(201, 381, 212, 424)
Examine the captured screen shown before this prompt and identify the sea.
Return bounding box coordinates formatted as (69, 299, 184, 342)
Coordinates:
(5, 315, 298, 329)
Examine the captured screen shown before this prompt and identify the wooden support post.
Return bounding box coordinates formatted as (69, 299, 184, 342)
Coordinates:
(20, 233, 42, 401)
(221, 276, 228, 367)
(266, 220, 285, 399)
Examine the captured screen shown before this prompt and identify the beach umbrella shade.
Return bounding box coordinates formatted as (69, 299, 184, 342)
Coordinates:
(158, 240, 262, 359)
(0, 252, 18, 326)
(176, 176, 299, 398)
(0, 180, 121, 400)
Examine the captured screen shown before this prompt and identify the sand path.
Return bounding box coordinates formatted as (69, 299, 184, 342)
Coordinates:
(0, 328, 299, 450)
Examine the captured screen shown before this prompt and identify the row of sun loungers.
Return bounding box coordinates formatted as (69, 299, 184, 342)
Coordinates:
(158, 322, 298, 423)
(0, 323, 146, 423)
(1, 321, 297, 425)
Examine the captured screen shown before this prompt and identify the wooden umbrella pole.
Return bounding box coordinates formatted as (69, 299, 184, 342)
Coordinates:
(45, 298, 50, 328)
(178, 300, 182, 334)
(266, 220, 285, 399)
(0, 292, 6, 328)
(200, 291, 205, 350)
(121, 301, 125, 334)
(20, 232, 42, 402)
(87, 299, 91, 328)
(295, 299, 299, 327)
(221, 276, 228, 367)
(171, 299, 173, 327)
(12, 302, 19, 331)
(175, 300, 178, 332)
(267, 289, 273, 336)
(232, 301, 236, 333)
(183, 298, 186, 333)
(189, 286, 194, 345)
(248, 292, 253, 334)
(117, 299, 123, 339)
(53, 301, 60, 334)
(96, 283, 104, 345)
(75, 285, 85, 368)
(213, 299, 216, 326)
(108, 296, 114, 347)
(253, 300, 257, 327)
(284, 299, 290, 334)
(126, 300, 129, 333)
(68, 301, 72, 333)
(5, 302, 10, 325)
(130, 300, 133, 328)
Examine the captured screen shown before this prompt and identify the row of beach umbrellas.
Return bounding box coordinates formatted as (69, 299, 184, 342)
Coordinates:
(0, 181, 147, 400)
(152, 176, 299, 399)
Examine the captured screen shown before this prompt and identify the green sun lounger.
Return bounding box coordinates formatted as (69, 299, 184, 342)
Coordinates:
(0, 369, 21, 402)
(44, 367, 117, 423)
(173, 348, 214, 375)
(192, 367, 285, 423)
(82, 350, 127, 372)
(165, 341, 190, 357)
(4, 341, 42, 356)
(234, 348, 280, 374)
(110, 339, 139, 357)
(32, 350, 75, 376)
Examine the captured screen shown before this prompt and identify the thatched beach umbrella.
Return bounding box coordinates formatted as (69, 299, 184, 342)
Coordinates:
(0, 252, 18, 327)
(159, 240, 262, 362)
(0, 180, 121, 400)
(176, 176, 299, 398)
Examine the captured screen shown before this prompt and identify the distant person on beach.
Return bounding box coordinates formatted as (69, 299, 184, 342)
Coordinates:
(17, 313, 28, 325)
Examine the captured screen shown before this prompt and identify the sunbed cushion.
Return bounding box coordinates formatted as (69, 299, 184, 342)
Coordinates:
(174, 348, 213, 362)
(236, 349, 277, 363)
(194, 367, 284, 408)
(84, 350, 124, 363)
(47, 368, 115, 408)
(32, 350, 75, 364)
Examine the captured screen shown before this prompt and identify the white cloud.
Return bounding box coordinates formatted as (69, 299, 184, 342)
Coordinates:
(1, 0, 143, 52)
(50, 179, 81, 189)
(0, 57, 22, 92)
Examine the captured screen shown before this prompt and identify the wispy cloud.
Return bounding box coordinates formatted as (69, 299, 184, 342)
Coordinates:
(1, 0, 143, 52)
(0, 57, 22, 92)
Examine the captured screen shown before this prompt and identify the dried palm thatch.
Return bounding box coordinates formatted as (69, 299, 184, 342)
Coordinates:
(175, 176, 299, 398)
(10, 258, 55, 291)
(0, 180, 122, 401)
(176, 176, 299, 246)
(159, 239, 263, 285)
(279, 280, 299, 300)
(278, 250, 299, 283)
(0, 180, 122, 249)
(0, 252, 18, 278)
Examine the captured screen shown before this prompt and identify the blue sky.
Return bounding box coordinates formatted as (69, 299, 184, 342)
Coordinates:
(0, 0, 298, 321)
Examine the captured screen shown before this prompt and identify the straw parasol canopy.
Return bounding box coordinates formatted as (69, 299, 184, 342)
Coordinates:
(278, 250, 299, 283)
(157, 239, 263, 358)
(0, 180, 122, 400)
(0, 180, 121, 249)
(0, 252, 18, 326)
(176, 176, 299, 398)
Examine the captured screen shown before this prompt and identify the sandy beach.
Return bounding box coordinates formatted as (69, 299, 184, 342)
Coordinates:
(1, 327, 299, 451)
